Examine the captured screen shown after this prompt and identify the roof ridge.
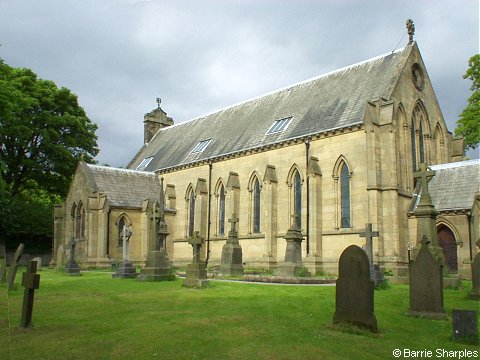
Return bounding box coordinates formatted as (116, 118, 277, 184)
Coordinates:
(87, 163, 156, 176)
(154, 46, 408, 134)
(430, 159, 480, 170)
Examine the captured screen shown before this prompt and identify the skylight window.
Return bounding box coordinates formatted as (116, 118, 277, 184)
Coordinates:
(136, 156, 153, 171)
(190, 139, 212, 154)
(266, 116, 293, 135)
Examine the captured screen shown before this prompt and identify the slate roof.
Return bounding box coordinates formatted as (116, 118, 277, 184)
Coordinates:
(128, 45, 412, 172)
(427, 160, 480, 212)
(83, 164, 160, 208)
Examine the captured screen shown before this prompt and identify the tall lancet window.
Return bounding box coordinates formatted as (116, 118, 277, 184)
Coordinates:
(411, 120, 417, 172)
(188, 189, 196, 238)
(293, 170, 302, 229)
(218, 185, 225, 236)
(253, 177, 261, 233)
(419, 122, 425, 164)
(340, 163, 351, 228)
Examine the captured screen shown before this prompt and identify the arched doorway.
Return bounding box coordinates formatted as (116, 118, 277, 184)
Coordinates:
(437, 225, 458, 273)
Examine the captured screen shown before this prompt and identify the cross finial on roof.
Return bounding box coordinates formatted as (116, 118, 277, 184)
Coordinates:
(156, 97, 161, 109)
(406, 19, 415, 44)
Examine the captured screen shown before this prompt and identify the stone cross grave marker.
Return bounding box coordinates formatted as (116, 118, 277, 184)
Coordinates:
(359, 223, 384, 286)
(408, 235, 445, 319)
(64, 237, 80, 275)
(0, 237, 6, 282)
(188, 231, 203, 264)
(184, 231, 209, 288)
(113, 224, 137, 278)
(277, 213, 305, 277)
(21, 260, 41, 327)
(333, 245, 377, 332)
(413, 163, 436, 206)
(470, 252, 480, 299)
(121, 224, 132, 262)
(220, 214, 244, 276)
(7, 243, 24, 290)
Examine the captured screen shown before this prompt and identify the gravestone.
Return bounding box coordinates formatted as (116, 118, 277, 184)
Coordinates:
(408, 236, 446, 319)
(55, 244, 65, 272)
(138, 179, 175, 281)
(113, 224, 137, 278)
(183, 231, 209, 288)
(0, 237, 6, 282)
(64, 238, 81, 275)
(333, 245, 377, 332)
(21, 260, 41, 328)
(32, 257, 42, 270)
(277, 214, 305, 277)
(220, 214, 244, 276)
(7, 243, 24, 290)
(359, 223, 384, 286)
(470, 252, 480, 300)
(452, 310, 478, 344)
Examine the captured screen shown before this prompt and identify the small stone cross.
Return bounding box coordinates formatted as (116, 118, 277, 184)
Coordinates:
(68, 237, 76, 263)
(228, 214, 239, 235)
(291, 212, 301, 230)
(21, 260, 41, 328)
(121, 225, 132, 262)
(419, 234, 430, 247)
(414, 163, 435, 202)
(188, 231, 203, 263)
(359, 223, 379, 277)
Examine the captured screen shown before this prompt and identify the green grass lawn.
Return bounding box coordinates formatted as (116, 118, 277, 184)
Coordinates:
(1, 270, 479, 360)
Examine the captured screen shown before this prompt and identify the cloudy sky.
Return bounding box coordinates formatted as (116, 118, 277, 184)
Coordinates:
(0, 0, 478, 166)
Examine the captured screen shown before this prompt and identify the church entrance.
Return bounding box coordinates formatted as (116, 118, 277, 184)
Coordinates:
(437, 225, 458, 273)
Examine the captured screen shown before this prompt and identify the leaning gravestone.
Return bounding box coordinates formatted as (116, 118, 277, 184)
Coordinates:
(333, 245, 377, 332)
(21, 260, 41, 328)
(408, 236, 445, 319)
(470, 252, 480, 300)
(220, 214, 244, 276)
(452, 310, 478, 345)
(183, 231, 209, 288)
(7, 243, 24, 290)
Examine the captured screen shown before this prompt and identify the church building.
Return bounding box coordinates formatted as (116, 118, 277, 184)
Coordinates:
(53, 33, 479, 278)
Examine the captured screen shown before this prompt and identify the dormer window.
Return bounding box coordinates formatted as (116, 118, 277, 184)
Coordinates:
(266, 116, 293, 135)
(136, 156, 153, 171)
(190, 139, 212, 154)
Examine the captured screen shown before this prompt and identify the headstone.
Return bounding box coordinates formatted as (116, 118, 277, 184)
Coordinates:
(55, 244, 65, 272)
(277, 213, 306, 277)
(7, 243, 24, 290)
(470, 252, 480, 300)
(64, 238, 81, 275)
(220, 214, 244, 276)
(333, 245, 377, 332)
(408, 236, 446, 319)
(32, 257, 42, 270)
(138, 179, 175, 282)
(0, 237, 6, 282)
(21, 260, 41, 328)
(452, 310, 478, 344)
(183, 231, 209, 288)
(113, 224, 137, 278)
(359, 223, 384, 286)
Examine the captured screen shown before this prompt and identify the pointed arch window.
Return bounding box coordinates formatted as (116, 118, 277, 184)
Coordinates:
(411, 120, 417, 172)
(187, 188, 196, 238)
(76, 202, 85, 238)
(340, 163, 351, 228)
(118, 216, 126, 247)
(218, 184, 226, 236)
(253, 177, 261, 233)
(293, 170, 302, 229)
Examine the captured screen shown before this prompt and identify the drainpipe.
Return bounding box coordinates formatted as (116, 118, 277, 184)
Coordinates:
(467, 213, 473, 262)
(106, 209, 111, 257)
(205, 162, 213, 265)
(305, 138, 310, 255)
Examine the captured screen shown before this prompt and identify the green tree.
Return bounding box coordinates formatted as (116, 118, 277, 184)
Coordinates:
(455, 54, 480, 150)
(0, 58, 99, 197)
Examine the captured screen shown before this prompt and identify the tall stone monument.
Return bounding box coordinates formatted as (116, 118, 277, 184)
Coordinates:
(277, 213, 305, 277)
(64, 237, 81, 275)
(183, 231, 209, 288)
(470, 252, 480, 300)
(112, 224, 137, 278)
(220, 214, 244, 276)
(408, 163, 446, 319)
(7, 243, 24, 289)
(359, 223, 384, 286)
(138, 177, 175, 281)
(333, 245, 377, 332)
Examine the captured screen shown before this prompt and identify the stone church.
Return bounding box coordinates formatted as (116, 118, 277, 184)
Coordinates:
(53, 37, 479, 278)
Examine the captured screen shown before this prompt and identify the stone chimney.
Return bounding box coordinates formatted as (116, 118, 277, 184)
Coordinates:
(143, 98, 174, 144)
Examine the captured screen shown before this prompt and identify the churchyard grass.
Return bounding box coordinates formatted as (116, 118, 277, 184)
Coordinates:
(1, 269, 478, 360)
